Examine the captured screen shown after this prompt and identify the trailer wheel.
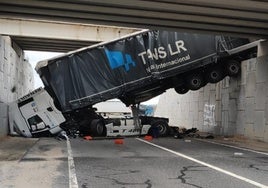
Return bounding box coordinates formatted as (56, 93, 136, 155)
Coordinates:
(225, 60, 240, 77)
(91, 119, 106, 136)
(186, 73, 204, 91)
(206, 66, 224, 83)
(174, 86, 189, 94)
(152, 120, 169, 136)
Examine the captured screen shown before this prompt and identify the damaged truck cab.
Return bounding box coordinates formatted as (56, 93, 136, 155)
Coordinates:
(9, 88, 65, 137)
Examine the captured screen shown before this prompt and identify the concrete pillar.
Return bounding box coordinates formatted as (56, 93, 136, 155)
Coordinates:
(258, 41, 268, 57)
(0, 102, 8, 136)
(0, 35, 34, 138)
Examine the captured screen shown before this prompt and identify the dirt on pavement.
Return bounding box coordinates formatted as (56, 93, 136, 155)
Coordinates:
(0, 136, 38, 161)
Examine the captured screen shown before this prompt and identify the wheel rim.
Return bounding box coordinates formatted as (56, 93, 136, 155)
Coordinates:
(96, 123, 104, 134)
(157, 124, 166, 135)
(192, 79, 200, 87)
(211, 71, 218, 79)
(187, 74, 203, 90)
(230, 65, 239, 74)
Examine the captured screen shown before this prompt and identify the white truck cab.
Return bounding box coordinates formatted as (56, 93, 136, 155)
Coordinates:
(8, 88, 164, 138)
(9, 88, 65, 137)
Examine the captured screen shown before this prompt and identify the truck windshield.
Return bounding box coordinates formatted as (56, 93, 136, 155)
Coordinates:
(28, 115, 46, 131)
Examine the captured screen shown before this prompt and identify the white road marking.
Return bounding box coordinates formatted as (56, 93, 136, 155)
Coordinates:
(196, 139, 268, 156)
(137, 138, 268, 188)
(65, 136, 79, 188)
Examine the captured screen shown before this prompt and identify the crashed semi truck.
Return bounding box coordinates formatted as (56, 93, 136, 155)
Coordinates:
(9, 29, 259, 137)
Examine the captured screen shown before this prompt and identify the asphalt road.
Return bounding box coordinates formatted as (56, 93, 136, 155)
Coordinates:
(1, 137, 267, 188)
(71, 137, 268, 188)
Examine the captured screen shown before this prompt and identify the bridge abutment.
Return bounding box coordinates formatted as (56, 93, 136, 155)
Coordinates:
(0, 35, 34, 138)
(156, 55, 268, 142)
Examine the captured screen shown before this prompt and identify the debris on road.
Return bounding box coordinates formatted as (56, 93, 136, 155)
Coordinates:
(114, 139, 124, 145)
(172, 127, 214, 139)
(234, 152, 244, 157)
(173, 127, 198, 139)
(84, 136, 93, 140)
(144, 135, 153, 141)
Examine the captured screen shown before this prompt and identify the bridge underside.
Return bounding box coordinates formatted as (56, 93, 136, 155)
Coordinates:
(0, 18, 139, 52)
(0, 0, 267, 39)
(11, 36, 96, 52)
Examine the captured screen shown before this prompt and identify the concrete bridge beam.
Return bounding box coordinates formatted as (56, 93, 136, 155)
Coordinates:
(0, 18, 139, 42)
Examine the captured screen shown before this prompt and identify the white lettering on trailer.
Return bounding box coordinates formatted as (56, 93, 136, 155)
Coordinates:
(158, 46, 167, 59)
(169, 40, 187, 55)
(138, 40, 188, 65)
(138, 51, 147, 64)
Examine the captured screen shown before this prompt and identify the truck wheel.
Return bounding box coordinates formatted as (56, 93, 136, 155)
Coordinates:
(175, 86, 189, 94)
(152, 120, 169, 136)
(206, 66, 224, 83)
(186, 73, 204, 91)
(225, 60, 240, 77)
(91, 119, 106, 136)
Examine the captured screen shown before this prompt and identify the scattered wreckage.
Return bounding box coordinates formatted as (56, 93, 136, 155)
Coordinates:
(171, 127, 214, 139)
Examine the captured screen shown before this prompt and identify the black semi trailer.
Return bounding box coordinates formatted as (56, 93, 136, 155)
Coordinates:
(35, 29, 259, 136)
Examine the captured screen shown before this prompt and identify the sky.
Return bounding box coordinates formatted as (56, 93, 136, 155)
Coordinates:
(25, 51, 62, 89)
(25, 50, 159, 105)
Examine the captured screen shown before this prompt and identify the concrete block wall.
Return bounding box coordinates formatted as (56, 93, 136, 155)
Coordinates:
(155, 56, 268, 142)
(0, 35, 34, 137)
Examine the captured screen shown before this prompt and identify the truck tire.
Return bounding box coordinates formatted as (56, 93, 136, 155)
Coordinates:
(206, 66, 224, 83)
(90, 119, 106, 136)
(186, 73, 204, 91)
(174, 86, 189, 94)
(225, 60, 240, 77)
(152, 120, 169, 136)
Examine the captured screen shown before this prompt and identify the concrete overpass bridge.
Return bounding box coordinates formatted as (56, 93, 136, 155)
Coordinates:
(0, 0, 268, 141)
(0, 0, 268, 52)
(0, 0, 268, 38)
